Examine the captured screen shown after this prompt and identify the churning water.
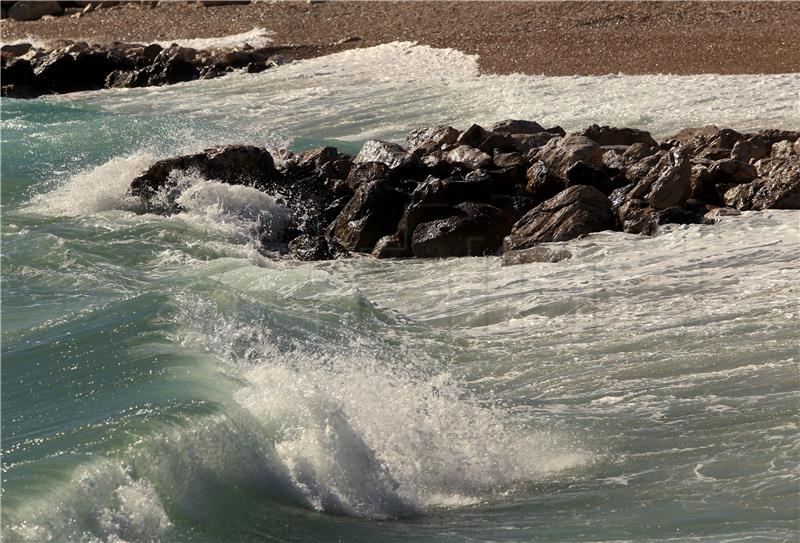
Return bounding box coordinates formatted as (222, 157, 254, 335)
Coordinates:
(2, 42, 799, 542)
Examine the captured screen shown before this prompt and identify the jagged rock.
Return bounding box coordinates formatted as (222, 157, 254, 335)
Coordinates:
(456, 124, 516, 153)
(412, 202, 512, 258)
(627, 146, 691, 209)
(579, 124, 658, 147)
(565, 161, 626, 195)
(525, 161, 565, 204)
(624, 151, 664, 186)
(666, 125, 720, 146)
(708, 159, 757, 185)
(704, 207, 741, 221)
(444, 145, 492, 170)
(501, 246, 572, 266)
(537, 134, 603, 180)
(623, 143, 660, 164)
(7, 1, 63, 21)
(771, 140, 797, 159)
(704, 128, 745, 151)
(33, 52, 75, 91)
(757, 129, 800, 147)
(616, 198, 657, 235)
(344, 161, 392, 191)
(142, 43, 163, 61)
(329, 179, 408, 253)
(724, 156, 800, 210)
(504, 185, 614, 251)
(353, 140, 422, 172)
(129, 145, 278, 210)
(405, 126, 459, 154)
(493, 150, 527, 170)
(689, 165, 723, 206)
(288, 234, 345, 261)
(372, 234, 410, 258)
(731, 137, 769, 163)
(655, 203, 708, 227)
(490, 119, 546, 135)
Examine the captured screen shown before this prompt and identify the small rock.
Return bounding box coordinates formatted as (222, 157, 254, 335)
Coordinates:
(579, 124, 658, 147)
(501, 246, 572, 266)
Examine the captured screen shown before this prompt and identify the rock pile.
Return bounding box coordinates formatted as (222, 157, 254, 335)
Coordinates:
(124, 122, 800, 263)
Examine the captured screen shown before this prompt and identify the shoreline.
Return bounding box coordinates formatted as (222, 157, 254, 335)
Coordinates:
(2, 1, 800, 76)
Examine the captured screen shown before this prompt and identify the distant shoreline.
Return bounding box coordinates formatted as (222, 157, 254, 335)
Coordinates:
(2, 0, 800, 76)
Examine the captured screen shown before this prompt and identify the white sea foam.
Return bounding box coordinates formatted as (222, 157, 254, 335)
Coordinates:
(69, 42, 800, 145)
(154, 27, 274, 50)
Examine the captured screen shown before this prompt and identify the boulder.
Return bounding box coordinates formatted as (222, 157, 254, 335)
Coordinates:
(288, 234, 344, 261)
(565, 160, 626, 195)
(627, 146, 691, 209)
(371, 234, 410, 258)
(525, 161, 565, 204)
(1, 43, 32, 57)
(538, 134, 603, 180)
(623, 143, 660, 164)
(708, 159, 757, 185)
(724, 156, 800, 210)
(412, 202, 512, 258)
(344, 161, 393, 191)
(756, 129, 800, 147)
(404, 126, 459, 154)
(704, 207, 741, 221)
(456, 124, 516, 154)
(329, 179, 408, 253)
(492, 150, 528, 170)
(616, 198, 658, 235)
(771, 140, 797, 159)
(731, 137, 769, 163)
(0, 58, 38, 97)
(7, 1, 63, 21)
(501, 246, 572, 266)
(444, 145, 492, 170)
(353, 139, 422, 173)
(510, 131, 561, 152)
(33, 52, 75, 92)
(689, 165, 723, 205)
(489, 119, 546, 135)
(503, 185, 614, 251)
(624, 151, 664, 185)
(579, 124, 658, 147)
(129, 145, 278, 210)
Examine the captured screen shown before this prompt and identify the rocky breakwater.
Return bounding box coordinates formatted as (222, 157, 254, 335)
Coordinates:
(124, 122, 800, 264)
(1, 39, 282, 98)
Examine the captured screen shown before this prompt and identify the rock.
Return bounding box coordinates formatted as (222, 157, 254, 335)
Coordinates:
(655, 204, 707, 227)
(129, 145, 278, 211)
(1, 43, 32, 57)
(489, 119, 546, 135)
(510, 131, 561, 152)
(144, 56, 197, 85)
(579, 124, 658, 147)
(456, 124, 516, 154)
(353, 140, 422, 172)
(0, 58, 38, 97)
(689, 165, 723, 206)
(404, 126, 459, 154)
(371, 233, 410, 258)
(723, 156, 800, 210)
(708, 159, 757, 185)
(501, 246, 572, 266)
(412, 202, 512, 258)
(344, 161, 392, 191)
(329, 179, 408, 253)
(771, 140, 797, 159)
(537, 134, 603, 180)
(525, 161, 565, 204)
(625, 151, 664, 185)
(731, 137, 769, 163)
(565, 160, 625, 195)
(142, 43, 163, 61)
(704, 128, 745, 151)
(33, 52, 76, 91)
(623, 142, 659, 164)
(7, 1, 63, 20)
(795, 138, 800, 155)
(444, 145, 492, 170)
(666, 125, 720, 146)
(288, 234, 341, 261)
(756, 129, 800, 147)
(628, 146, 691, 209)
(493, 150, 527, 170)
(503, 185, 614, 251)
(616, 198, 658, 235)
(703, 207, 741, 221)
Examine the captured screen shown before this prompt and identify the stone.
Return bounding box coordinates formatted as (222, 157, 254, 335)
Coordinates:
(666, 125, 720, 146)
(655, 204, 707, 227)
(731, 137, 769, 163)
(616, 199, 658, 235)
(628, 146, 692, 209)
(623, 142, 659, 164)
(703, 207, 741, 221)
(708, 159, 757, 185)
(771, 140, 797, 159)
(329, 179, 408, 253)
(565, 160, 625, 195)
(33, 52, 75, 91)
(537, 134, 604, 180)
(689, 165, 723, 206)
(510, 131, 561, 153)
(371, 234, 411, 258)
(489, 119, 546, 135)
(525, 161, 565, 204)
(456, 124, 516, 154)
(579, 124, 658, 147)
(503, 185, 615, 251)
(501, 246, 572, 266)
(1, 43, 32, 57)
(723, 156, 800, 210)
(0, 58, 38, 97)
(353, 139, 422, 172)
(288, 234, 345, 261)
(142, 43, 163, 61)
(344, 161, 392, 191)
(412, 202, 512, 258)
(7, 1, 63, 21)
(129, 145, 278, 210)
(624, 151, 664, 185)
(444, 145, 492, 170)
(492, 150, 527, 170)
(404, 125, 459, 154)
(756, 129, 800, 147)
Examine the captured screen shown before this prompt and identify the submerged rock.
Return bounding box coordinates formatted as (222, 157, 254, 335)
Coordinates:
(501, 246, 573, 266)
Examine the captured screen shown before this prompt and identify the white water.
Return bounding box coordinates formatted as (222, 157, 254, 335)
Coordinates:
(155, 28, 274, 50)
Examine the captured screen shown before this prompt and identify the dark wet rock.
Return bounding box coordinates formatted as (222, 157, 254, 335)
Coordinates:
(696, 147, 732, 161)
(623, 142, 660, 164)
(129, 145, 279, 211)
(624, 151, 664, 186)
(7, 1, 62, 21)
(412, 202, 512, 258)
(492, 150, 528, 170)
(329, 179, 408, 253)
(525, 161, 565, 204)
(344, 161, 394, 191)
(627, 146, 691, 209)
(456, 124, 516, 154)
(405, 126, 460, 154)
(708, 159, 757, 185)
(565, 161, 626, 195)
(616, 198, 658, 235)
(689, 165, 723, 206)
(1, 43, 32, 57)
(501, 246, 573, 266)
(609, 183, 635, 213)
(510, 131, 562, 153)
(142, 43, 163, 61)
(288, 234, 347, 261)
(489, 119, 546, 135)
(504, 185, 614, 251)
(538, 134, 604, 180)
(0, 58, 38, 97)
(724, 156, 800, 210)
(703, 207, 742, 221)
(444, 145, 492, 170)
(655, 203, 708, 226)
(579, 124, 658, 147)
(371, 233, 411, 259)
(354, 140, 422, 173)
(32, 52, 75, 91)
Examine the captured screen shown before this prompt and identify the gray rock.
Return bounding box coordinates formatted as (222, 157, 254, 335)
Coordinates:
(503, 185, 614, 251)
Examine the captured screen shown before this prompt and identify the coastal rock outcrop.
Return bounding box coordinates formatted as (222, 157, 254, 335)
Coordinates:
(724, 156, 800, 210)
(412, 202, 512, 257)
(503, 185, 614, 251)
(538, 134, 604, 180)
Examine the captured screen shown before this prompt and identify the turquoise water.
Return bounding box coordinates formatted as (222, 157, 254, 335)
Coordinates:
(2, 44, 800, 542)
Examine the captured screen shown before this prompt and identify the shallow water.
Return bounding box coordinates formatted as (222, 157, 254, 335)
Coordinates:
(2, 43, 799, 542)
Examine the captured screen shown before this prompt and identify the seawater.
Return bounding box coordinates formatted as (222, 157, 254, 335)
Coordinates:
(2, 42, 799, 542)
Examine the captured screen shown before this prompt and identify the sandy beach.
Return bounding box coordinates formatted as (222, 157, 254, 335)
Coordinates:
(2, 0, 799, 76)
